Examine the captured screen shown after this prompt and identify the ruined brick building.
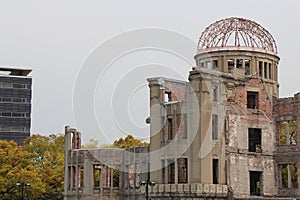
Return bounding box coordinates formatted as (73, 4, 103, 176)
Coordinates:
(64, 17, 300, 199)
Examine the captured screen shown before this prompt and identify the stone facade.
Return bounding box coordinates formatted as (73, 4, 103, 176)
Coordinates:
(63, 127, 149, 200)
(64, 17, 300, 200)
(147, 18, 300, 200)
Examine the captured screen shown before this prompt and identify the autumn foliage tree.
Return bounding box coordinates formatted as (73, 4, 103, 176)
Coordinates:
(24, 134, 64, 199)
(0, 133, 148, 199)
(113, 134, 149, 149)
(0, 140, 45, 199)
(0, 134, 64, 200)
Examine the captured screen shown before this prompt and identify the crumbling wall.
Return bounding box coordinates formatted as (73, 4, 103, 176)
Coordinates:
(273, 93, 300, 197)
(226, 78, 276, 198)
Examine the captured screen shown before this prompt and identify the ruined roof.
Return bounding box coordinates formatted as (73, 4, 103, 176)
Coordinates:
(197, 17, 278, 54)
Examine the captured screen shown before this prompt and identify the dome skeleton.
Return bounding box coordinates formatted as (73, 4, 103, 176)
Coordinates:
(198, 17, 278, 54)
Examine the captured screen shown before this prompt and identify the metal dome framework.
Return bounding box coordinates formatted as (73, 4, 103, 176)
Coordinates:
(198, 17, 278, 54)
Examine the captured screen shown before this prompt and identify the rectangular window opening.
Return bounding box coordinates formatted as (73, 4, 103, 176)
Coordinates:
(212, 114, 218, 140)
(113, 169, 120, 188)
(168, 118, 174, 140)
(237, 59, 243, 68)
(247, 91, 258, 109)
(161, 160, 165, 184)
(164, 91, 172, 102)
(168, 160, 175, 184)
(213, 60, 218, 70)
(213, 159, 219, 184)
(264, 62, 268, 79)
(79, 167, 84, 188)
(250, 171, 262, 196)
(248, 128, 262, 152)
(268, 63, 272, 80)
(280, 164, 298, 188)
(259, 61, 263, 77)
(280, 121, 297, 145)
(228, 59, 235, 73)
(291, 164, 298, 188)
(245, 60, 251, 75)
(93, 165, 101, 188)
(178, 158, 188, 183)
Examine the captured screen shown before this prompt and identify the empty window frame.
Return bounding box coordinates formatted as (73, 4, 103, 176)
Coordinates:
(245, 60, 251, 75)
(168, 118, 174, 140)
(237, 59, 243, 68)
(213, 60, 218, 70)
(280, 164, 298, 188)
(228, 59, 235, 73)
(264, 62, 268, 79)
(164, 91, 172, 102)
(280, 121, 297, 145)
(113, 169, 120, 187)
(259, 61, 263, 77)
(79, 166, 84, 188)
(247, 91, 258, 109)
(268, 63, 272, 80)
(168, 160, 175, 184)
(213, 159, 219, 184)
(248, 128, 262, 152)
(212, 114, 218, 140)
(161, 160, 166, 184)
(250, 171, 262, 196)
(177, 158, 188, 183)
(93, 165, 101, 187)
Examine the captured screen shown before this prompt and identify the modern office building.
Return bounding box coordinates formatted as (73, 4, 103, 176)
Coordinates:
(0, 66, 32, 145)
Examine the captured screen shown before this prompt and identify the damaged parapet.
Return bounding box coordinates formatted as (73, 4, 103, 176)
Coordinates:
(63, 126, 150, 200)
(65, 126, 81, 150)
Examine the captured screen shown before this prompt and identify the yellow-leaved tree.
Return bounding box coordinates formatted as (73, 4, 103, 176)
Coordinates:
(0, 140, 45, 199)
(24, 134, 64, 200)
(113, 134, 149, 149)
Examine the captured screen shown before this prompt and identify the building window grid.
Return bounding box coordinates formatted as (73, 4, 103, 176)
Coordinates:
(0, 82, 31, 90)
(0, 112, 30, 118)
(0, 126, 30, 132)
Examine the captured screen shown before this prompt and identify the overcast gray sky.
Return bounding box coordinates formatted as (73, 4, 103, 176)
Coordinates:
(1, 1, 299, 144)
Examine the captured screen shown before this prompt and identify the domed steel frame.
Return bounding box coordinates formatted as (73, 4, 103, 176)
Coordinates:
(197, 17, 278, 54)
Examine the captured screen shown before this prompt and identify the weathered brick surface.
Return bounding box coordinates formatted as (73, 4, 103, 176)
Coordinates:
(226, 77, 276, 197)
(273, 93, 300, 197)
